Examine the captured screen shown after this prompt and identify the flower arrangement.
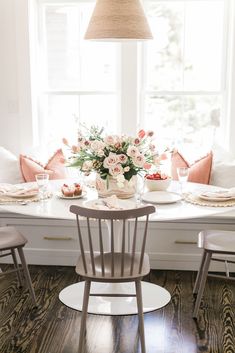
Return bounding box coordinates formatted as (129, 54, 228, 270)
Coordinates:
(63, 126, 167, 189)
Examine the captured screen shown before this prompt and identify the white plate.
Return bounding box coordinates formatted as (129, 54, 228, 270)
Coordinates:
(6, 191, 39, 199)
(56, 191, 87, 200)
(83, 199, 136, 210)
(141, 191, 182, 204)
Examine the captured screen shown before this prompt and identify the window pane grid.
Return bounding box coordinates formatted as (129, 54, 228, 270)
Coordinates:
(141, 0, 227, 146)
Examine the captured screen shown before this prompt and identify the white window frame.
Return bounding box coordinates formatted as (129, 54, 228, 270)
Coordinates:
(27, 0, 235, 155)
(139, 0, 234, 150)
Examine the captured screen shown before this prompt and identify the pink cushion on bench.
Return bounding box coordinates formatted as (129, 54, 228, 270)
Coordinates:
(20, 149, 67, 182)
(171, 151, 213, 184)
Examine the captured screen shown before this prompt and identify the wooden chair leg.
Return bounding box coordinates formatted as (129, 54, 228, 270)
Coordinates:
(193, 250, 207, 295)
(78, 280, 91, 353)
(193, 251, 212, 319)
(11, 248, 23, 287)
(17, 247, 37, 307)
(135, 280, 146, 353)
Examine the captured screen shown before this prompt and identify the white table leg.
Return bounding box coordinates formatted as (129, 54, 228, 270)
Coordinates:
(59, 281, 171, 315)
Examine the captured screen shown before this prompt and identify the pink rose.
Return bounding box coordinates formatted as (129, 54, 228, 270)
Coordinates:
(127, 146, 139, 157)
(103, 153, 119, 168)
(104, 135, 115, 145)
(134, 138, 141, 145)
(133, 154, 146, 167)
(118, 154, 128, 164)
(90, 140, 105, 152)
(147, 130, 154, 137)
(109, 164, 123, 176)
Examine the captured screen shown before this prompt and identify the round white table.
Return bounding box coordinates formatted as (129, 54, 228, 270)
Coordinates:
(0, 179, 233, 315)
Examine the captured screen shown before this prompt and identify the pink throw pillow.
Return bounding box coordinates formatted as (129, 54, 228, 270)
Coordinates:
(171, 151, 213, 184)
(20, 149, 67, 182)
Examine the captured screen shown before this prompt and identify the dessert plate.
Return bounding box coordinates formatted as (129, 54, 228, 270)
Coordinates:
(56, 191, 87, 199)
(142, 191, 181, 204)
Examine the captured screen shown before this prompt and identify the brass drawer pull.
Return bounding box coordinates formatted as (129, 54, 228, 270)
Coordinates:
(174, 240, 197, 245)
(43, 236, 74, 241)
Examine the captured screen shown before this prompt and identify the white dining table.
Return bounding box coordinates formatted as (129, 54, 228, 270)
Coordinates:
(0, 179, 234, 316)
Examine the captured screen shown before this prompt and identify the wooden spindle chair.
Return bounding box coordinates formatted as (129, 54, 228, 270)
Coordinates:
(193, 230, 235, 319)
(70, 204, 155, 353)
(0, 226, 37, 307)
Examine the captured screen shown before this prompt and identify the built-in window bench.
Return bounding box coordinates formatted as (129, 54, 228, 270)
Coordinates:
(1, 209, 235, 271)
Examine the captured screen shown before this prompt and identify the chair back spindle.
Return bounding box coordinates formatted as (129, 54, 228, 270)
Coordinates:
(70, 205, 155, 280)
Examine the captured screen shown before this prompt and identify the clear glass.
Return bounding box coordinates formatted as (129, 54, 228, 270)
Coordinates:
(135, 173, 146, 204)
(177, 167, 189, 194)
(35, 174, 49, 200)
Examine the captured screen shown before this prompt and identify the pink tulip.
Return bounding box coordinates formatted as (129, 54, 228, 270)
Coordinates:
(160, 153, 168, 161)
(138, 129, 146, 139)
(144, 162, 152, 170)
(62, 137, 69, 146)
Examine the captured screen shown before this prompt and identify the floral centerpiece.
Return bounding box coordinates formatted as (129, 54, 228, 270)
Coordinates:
(63, 126, 166, 198)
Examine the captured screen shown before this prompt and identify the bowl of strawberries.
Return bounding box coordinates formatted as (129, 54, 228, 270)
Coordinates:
(145, 172, 171, 191)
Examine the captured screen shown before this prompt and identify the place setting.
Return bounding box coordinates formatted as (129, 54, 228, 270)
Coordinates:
(0, 173, 53, 205)
(184, 187, 235, 207)
(0, 183, 40, 205)
(140, 172, 182, 205)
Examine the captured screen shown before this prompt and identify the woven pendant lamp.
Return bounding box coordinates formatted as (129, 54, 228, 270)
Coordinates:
(84, 0, 153, 41)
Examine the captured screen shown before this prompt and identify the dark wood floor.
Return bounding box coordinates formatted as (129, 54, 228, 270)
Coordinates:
(0, 265, 235, 353)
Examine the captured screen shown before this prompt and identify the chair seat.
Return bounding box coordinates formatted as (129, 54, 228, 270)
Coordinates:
(198, 230, 235, 253)
(0, 226, 27, 251)
(76, 252, 150, 280)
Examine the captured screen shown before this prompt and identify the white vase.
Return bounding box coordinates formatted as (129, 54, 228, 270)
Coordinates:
(95, 175, 136, 199)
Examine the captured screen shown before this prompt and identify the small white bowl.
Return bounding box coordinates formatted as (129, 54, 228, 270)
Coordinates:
(145, 178, 171, 191)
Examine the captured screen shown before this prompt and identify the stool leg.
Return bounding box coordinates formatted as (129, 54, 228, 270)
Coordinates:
(17, 247, 37, 307)
(193, 250, 207, 295)
(78, 280, 91, 353)
(193, 251, 212, 319)
(11, 248, 23, 287)
(135, 280, 146, 353)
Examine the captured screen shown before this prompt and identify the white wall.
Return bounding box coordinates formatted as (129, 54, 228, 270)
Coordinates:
(0, 0, 33, 155)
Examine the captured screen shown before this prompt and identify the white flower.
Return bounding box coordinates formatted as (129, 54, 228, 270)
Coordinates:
(90, 140, 105, 153)
(82, 160, 93, 171)
(127, 146, 139, 158)
(104, 135, 116, 145)
(109, 164, 123, 177)
(103, 153, 119, 168)
(124, 166, 130, 172)
(116, 174, 125, 188)
(133, 154, 146, 167)
(118, 154, 128, 164)
(97, 149, 105, 157)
